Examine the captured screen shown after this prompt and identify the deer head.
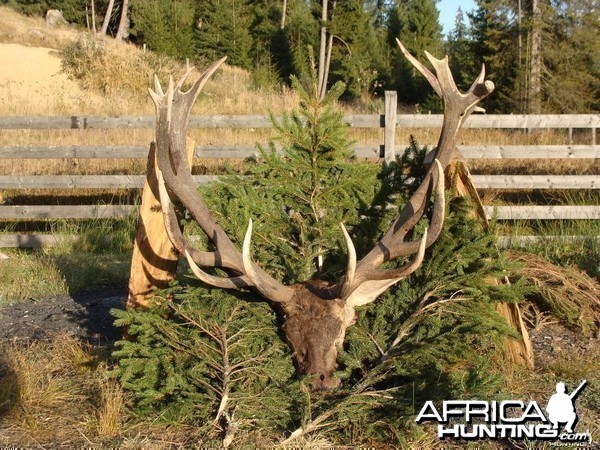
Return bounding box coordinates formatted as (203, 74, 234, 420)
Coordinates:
(149, 42, 494, 389)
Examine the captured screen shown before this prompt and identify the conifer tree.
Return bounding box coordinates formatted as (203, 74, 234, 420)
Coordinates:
(202, 54, 379, 282)
(388, 0, 444, 105)
(112, 60, 528, 446)
(446, 7, 478, 92)
(195, 0, 252, 69)
(129, 0, 196, 58)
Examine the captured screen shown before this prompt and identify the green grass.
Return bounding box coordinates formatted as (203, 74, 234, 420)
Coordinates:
(0, 218, 135, 304)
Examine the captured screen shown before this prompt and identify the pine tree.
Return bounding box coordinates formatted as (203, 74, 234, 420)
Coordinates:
(543, 0, 600, 112)
(202, 58, 379, 282)
(388, 0, 444, 105)
(129, 0, 196, 58)
(469, 0, 524, 112)
(195, 0, 252, 69)
(327, 0, 386, 100)
(446, 7, 478, 92)
(113, 133, 528, 445)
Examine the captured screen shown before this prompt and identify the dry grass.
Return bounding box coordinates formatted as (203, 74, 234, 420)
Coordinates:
(0, 334, 111, 445)
(510, 250, 600, 334)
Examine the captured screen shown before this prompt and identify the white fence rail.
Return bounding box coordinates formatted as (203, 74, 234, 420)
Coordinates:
(0, 92, 597, 248)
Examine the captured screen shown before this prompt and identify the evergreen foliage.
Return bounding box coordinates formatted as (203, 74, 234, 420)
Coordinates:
(388, 0, 444, 105)
(112, 286, 300, 440)
(129, 0, 196, 58)
(113, 107, 528, 443)
(5, 0, 598, 111)
(194, 0, 252, 70)
(202, 59, 379, 283)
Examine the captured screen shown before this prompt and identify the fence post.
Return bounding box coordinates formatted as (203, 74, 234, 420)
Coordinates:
(384, 91, 397, 163)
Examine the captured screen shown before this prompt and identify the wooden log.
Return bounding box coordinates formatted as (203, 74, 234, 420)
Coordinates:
(0, 174, 217, 189)
(126, 139, 195, 309)
(458, 145, 600, 159)
(1, 144, 599, 161)
(472, 175, 598, 190)
(0, 113, 598, 130)
(0, 145, 150, 159)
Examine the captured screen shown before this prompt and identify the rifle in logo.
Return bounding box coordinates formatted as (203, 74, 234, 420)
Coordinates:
(546, 379, 587, 433)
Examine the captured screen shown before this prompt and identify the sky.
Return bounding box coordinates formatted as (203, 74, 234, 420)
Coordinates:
(437, 0, 477, 37)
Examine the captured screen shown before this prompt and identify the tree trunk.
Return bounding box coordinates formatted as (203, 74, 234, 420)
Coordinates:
(90, 0, 96, 34)
(529, 0, 542, 113)
(115, 0, 129, 41)
(318, 0, 337, 100)
(100, 0, 115, 35)
(280, 0, 287, 29)
(317, 0, 328, 99)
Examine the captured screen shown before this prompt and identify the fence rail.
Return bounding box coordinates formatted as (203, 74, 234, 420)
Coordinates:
(1, 93, 598, 248)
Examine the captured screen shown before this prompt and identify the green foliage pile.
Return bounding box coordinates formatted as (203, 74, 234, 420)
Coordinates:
(112, 287, 300, 444)
(112, 76, 529, 445)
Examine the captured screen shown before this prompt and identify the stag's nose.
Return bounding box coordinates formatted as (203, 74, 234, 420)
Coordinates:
(316, 373, 341, 389)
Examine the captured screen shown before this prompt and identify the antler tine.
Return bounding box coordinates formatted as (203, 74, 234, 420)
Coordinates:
(242, 219, 294, 303)
(156, 157, 252, 290)
(339, 159, 444, 305)
(397, 40, 494, 169)
(181, 56, 227, 107)
(341, 223, 356, 285)
(396, 38, 441, 96)
(152, 58, 295, 305)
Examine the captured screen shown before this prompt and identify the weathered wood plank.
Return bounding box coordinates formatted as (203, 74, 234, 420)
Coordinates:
(1, 205, 596, 221)
(1, 174, 595, 190)
(484, 205, 600, 220)
(472, 175, 598, 190)
(0, 205, 137, 219)
(395, 114, 600, 129)
(459, 145, 600, 159)
(1, 114, 598, 130)
(0, 145, 150, 159)
(384, 91, 398, 162)
(0, 234, 78, 248)
(463, 114, 600, 129)
(496, 235, 600, 248)
(0, 175, 218, 189)
(188, 115, 271, 128)
(2, 233, 598, 249)
(1, 144, 597, 160)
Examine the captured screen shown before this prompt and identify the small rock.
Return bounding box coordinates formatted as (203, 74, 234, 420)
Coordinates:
(46, 10, 66, 28)
(28, 28, 45, 40)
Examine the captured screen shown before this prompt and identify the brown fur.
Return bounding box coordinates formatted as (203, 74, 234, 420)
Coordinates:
(279, 282, 356, 389)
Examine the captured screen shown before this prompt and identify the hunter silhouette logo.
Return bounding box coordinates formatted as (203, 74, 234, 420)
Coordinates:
(546, 380, 587, 433)
(416, 379, 592, 443)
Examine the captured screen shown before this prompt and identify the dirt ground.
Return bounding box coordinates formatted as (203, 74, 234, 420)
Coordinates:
(0, 42, 104, 113)
(0, 287, 126, 345)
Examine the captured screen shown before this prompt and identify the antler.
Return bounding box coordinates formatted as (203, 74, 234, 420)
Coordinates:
(335, 41, 495, 307)
(151, 58, 295, 304)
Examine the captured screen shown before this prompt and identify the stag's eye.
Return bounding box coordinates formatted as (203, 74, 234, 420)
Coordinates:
(320, 374, 325, 381)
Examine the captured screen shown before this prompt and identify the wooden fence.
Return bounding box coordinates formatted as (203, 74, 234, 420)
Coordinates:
(0, 92, 598, 248)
